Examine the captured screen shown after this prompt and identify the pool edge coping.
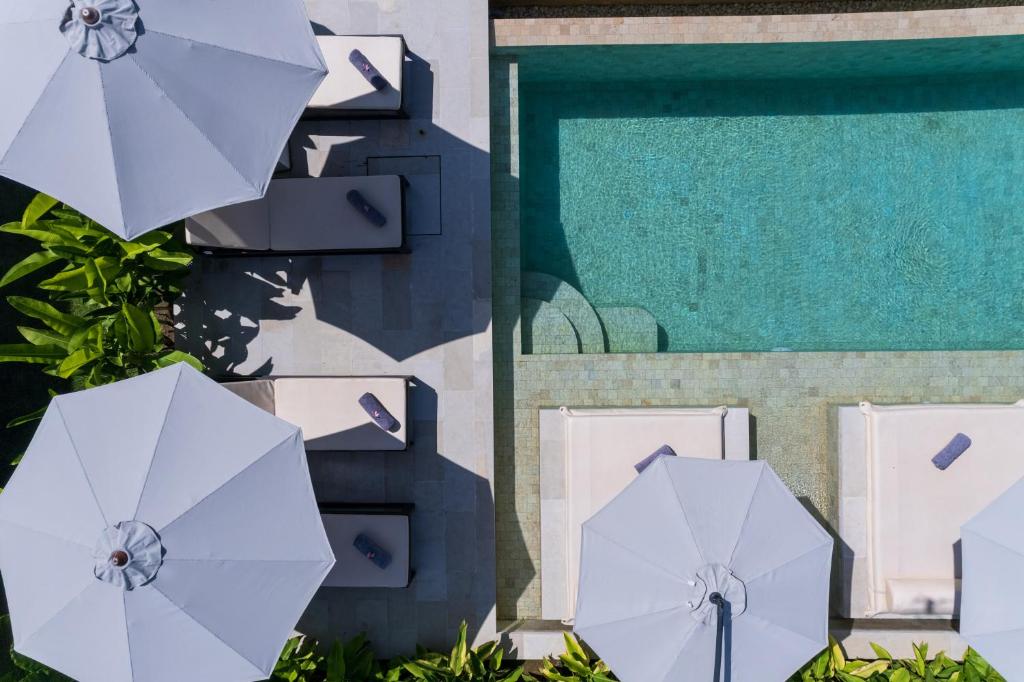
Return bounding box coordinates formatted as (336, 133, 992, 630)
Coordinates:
(492, 6, 1024, 48)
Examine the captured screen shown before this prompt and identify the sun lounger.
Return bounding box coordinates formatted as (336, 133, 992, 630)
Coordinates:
(539, 405, 751, 620)
(318, 503, 413, 588)
(221, 376, 409, 451)
(305, 36, 406, 118)
(837, 401, 1024, 618)
(185, 176, 406, 254)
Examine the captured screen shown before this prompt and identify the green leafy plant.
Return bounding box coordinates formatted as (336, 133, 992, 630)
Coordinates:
(271, 633, 399, 682)
(0, 194, 201, 432)
(0, 194, 192, 309)
(0, 297, 200, 392)
(273, 637, 325, 682)
(400, 622, 524, 682)
(324, 634, 385, 682)
(792, 637, 1005, 682)
(0, 612, 1010, 682)
(530, 633, 613, 682)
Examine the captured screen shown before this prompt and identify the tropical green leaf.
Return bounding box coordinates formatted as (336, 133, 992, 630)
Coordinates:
(7, 404, 49, 429)
(121, 304, 157, 352)
(563, 633, 587, 663)
(402, 661, 430, 680)
(22, 194, 59, 227)
(120, 230, 172, 257)
(0, 226, 70, 245)
(7, 296, 87, 335)
(890, 668, 913, 682)
(326, 641, 345, 682)
(871, 643, 894, 661)
(0, 343, 66, 364)
(0, 251, 60, 289)
(17, 326, 69, 350)
(142, 248, 193, 271)
(57, 348, 102, 378)
(851, 660, 890, 678)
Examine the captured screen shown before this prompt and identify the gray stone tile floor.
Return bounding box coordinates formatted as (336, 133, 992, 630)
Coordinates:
(175, 0, 495, 656)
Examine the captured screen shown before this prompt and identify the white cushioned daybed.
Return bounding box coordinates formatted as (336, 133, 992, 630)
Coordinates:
(222, 377, 408, 452)
(319, 503, 413, 588)
(186, 176, 406, 254)
(540, 405, 750, 621)
(307, 36, 406, 117)
(838, 401, 1024, 618)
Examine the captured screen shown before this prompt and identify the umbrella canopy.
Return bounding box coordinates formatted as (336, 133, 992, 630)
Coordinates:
(0, 0, 327, 239)
(574, 457, 833, 682)
(961, 476, 1024, 679)
(0, 363, 335, 682)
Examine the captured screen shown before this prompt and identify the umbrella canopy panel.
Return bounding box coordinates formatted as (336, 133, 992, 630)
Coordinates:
(961, 476, 1024, 680)
(0, 0, 327, 239)
(0, 363, 334, 682)
(574, 457, 833, 682)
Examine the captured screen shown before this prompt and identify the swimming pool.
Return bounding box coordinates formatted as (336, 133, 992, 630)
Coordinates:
(518, 37, 1024, 353)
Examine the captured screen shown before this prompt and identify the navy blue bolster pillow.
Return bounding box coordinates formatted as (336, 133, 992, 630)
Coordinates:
(353, 533, 392, 570)
(932, 433, 971, 470)
(359, 392, 399, 432)
(347, 190, 388, 228)
(635, 444, 677, 474)
(349, 49, 390, 91)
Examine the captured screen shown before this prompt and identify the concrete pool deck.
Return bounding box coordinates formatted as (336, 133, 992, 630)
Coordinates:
(176, 0, 494, 657)
(491, 6, 1024, 656)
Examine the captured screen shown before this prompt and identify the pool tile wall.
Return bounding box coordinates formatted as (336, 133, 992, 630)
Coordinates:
(491, 11, 1024, 619)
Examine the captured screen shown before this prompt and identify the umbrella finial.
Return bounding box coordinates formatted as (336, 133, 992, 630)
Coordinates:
(93, 521, 163, 590)
(80, 7, 101, 26)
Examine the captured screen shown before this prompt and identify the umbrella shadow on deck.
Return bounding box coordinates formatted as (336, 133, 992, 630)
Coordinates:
(178, 55, 490, 365)
(174, 258, 303, 376)
(297, 378, 498, 657)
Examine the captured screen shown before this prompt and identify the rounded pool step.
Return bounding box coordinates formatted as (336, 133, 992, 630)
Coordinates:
(521, 272, 605, 354)
(595, 306, 659, 353)
(521, 298, 580, 354)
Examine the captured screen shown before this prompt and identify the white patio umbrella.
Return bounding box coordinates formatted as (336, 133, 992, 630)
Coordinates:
(574, 457, 833, 682)
(961, 476, 1024, 679)
(0, 0, 327, 239)
(0, 363, 335, 682)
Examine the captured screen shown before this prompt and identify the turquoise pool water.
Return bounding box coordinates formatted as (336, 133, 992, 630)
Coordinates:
(518, 37, 1024, 353)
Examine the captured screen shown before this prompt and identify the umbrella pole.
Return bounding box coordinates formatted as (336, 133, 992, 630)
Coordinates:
(710, 592, 726, 682)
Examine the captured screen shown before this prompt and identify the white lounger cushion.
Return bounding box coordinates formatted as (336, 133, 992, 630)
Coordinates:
(221, 377, 407, 451)
(858, 401, 1024, 616)
(561, 406, 727, 525)
(310, 36, 404, 112)
(269, 176, 403, 251)
(186, 176, 404, 252)
(886, 578, 960, 616)
(320, 513, 410, 588)
(540, 405, 750, 620)
(274, 378, 407, 451)
(185, 197, 270, 250)
(221, 379, 276, 414)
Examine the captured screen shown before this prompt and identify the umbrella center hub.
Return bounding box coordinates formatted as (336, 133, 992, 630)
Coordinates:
(60, 0, 140, 61)
(687, 564, 747, 624)
(80, 7, 101, 26)
(93, 521, 163, 591)
(109, 549, 130, 567)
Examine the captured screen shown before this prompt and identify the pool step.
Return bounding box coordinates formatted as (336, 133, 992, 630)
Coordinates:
(520, 272, 605, 354)
(595, 306, 659, 353)
(521, 298, 580, 354)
